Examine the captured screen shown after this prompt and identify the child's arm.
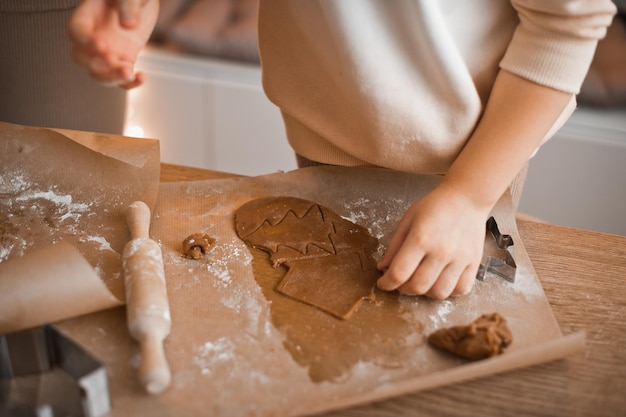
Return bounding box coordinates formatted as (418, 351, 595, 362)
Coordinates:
(67, 0, 158, 89)
(377, 69, 573, 299)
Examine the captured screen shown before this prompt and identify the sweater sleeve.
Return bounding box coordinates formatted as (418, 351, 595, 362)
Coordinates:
(500, 0, 616, 94)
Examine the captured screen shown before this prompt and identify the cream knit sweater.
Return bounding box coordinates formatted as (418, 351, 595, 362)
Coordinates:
(258, 0, 616, 174)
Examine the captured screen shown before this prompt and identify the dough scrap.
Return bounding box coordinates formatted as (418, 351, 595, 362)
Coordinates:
(427, 312, 512, 360)
(182, 233, 216, 259)
(234, 196, 380, 320)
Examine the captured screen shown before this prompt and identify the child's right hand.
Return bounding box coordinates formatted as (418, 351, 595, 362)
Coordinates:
(376, 184, 488, 300)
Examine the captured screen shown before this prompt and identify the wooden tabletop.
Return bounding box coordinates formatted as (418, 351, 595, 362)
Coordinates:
(162, 163, 626, 417)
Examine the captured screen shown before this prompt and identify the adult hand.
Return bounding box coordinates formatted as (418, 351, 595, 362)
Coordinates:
(377, 186, 488, 299)
(68, 0, 159, 89)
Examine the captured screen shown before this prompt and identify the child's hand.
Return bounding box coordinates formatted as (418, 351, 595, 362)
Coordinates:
(68, 0, 159, 89)
(377, 186, 488, 299)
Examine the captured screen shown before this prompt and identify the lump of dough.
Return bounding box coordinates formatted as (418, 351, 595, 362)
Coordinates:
(182, 233, 216, 259)
(427, 313, 512, 360)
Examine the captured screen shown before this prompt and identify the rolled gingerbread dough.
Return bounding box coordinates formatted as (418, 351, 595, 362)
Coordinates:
(234, 196, 381, 320)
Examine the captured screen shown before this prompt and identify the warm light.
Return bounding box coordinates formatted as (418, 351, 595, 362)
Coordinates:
(125, 125, 145, 138)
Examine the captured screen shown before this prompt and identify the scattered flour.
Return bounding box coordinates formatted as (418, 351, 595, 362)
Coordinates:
(82, 235, 116, 252)
(0, 172, 95, 262)
(0, 247, 11, 263)
(15, 189, 91, 222)
(341, 197, 371, 224)
(207, 240, 251, 289)
(193, 337, 236, 376)
(0, 173, 30, 194)
(2, 172, 92, 228)
(341, 196, 404, 241)
(428, 300, 453, 327)
(507, 271, 545, 300)
(221, 289, 272, 339)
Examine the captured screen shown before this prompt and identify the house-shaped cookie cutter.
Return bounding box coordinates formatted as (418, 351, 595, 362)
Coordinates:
(476, 216, 517, 283)
(1, 325, 110, 417)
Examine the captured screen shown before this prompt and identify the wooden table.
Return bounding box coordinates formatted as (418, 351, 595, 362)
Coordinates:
(162, 163, 626, 417)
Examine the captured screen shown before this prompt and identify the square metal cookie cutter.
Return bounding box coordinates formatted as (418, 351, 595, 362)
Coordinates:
(1, 325, 110, 417)
(477, 216, 517, 283)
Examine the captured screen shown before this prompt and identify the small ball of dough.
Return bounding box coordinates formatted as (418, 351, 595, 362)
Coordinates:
(182, 233, 216, 259)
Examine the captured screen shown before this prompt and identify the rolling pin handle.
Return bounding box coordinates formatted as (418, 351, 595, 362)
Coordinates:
(139, 332, 172, 395)
(126, 201, 151, 240)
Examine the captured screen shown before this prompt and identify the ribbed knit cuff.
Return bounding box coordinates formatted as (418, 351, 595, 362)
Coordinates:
(500, 24, 600, 95)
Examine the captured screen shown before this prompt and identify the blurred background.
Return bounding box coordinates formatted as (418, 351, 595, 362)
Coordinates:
(1, 0, 625, 235)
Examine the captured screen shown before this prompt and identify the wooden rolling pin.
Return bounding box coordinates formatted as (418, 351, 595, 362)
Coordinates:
(122, 201, 172, 394)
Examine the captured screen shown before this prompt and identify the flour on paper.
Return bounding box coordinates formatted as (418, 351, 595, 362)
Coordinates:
(0, 172, 94, 262)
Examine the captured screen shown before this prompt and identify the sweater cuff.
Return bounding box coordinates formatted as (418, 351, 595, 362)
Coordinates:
(500, 24, 601, 95)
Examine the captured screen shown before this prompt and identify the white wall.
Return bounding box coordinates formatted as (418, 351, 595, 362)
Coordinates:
(519, 107, 626, 236)
(126, 47, 296, 176)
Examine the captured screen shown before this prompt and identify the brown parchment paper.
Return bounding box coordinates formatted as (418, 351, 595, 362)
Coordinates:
(0, 121, 160, 333)
(53, 166, 583, 417)
(0, 241, 121, 334)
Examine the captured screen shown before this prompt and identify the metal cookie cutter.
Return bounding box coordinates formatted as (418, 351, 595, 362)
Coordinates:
(477, 216, 517, 283)
(1, 325, 110, 417)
